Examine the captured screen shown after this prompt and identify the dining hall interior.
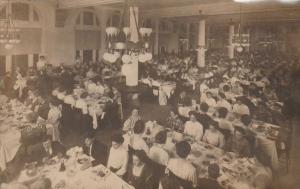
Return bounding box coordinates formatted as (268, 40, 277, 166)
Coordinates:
(1, 0, 300, 188)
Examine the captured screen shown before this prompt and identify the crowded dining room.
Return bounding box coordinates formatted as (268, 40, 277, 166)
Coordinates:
(1, 0, 300, 188)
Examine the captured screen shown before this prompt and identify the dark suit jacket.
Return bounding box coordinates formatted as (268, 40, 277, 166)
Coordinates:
(26, 141, 66, 164)
(196, 113, 212, 130)
(87, 113, 112, 130)
(82, 140, 108, 166)
(97, 113, 111, 129)
(197, 178, 223, 189)
(37, 101, 50, 120)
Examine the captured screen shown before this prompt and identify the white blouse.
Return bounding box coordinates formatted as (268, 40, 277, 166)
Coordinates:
(233, 104, 250, 115)
(149, 144, 169, 166)
(167, 158, 197, 186)
(64, 95, 75, 107)
(107, 146, 128, 176)
(184, 121, 203, 140)
(216, 99, 232, 111)
(123, 134, 149, 155)
(202, 130, 225, 148)
(75, 99, 88, 114)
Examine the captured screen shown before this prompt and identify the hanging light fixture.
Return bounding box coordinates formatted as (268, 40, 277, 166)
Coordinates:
(232, 4, 250, 53)
(103, 0, 152, 64)
(0, 0, 21, 50)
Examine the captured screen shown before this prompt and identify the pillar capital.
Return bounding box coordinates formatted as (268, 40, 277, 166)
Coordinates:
(197, 14, 208, 21)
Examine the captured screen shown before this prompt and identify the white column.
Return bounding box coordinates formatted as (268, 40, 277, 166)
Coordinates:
(124, 6, 139, 86)
(5, 55, 11, 73)
(96, 8, 108, 60)
(28, 54, 34, 67)
(228, 24, 235, 59)
(129, 6, 139, 43)
(79, 50, 83, 62)
(197, 19, 205, 67)
(154, 19, 159, 55)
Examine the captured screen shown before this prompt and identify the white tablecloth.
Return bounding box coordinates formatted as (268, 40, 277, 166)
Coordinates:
(18, 150, 134, 189)
(0, 128, 21, 170)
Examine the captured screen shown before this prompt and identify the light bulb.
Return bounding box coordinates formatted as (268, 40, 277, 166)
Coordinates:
(5, 43, 13, 50)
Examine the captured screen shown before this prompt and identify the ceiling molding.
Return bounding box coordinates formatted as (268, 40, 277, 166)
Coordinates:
(57, 0, 123, 9)
(142, 1, 300, 18)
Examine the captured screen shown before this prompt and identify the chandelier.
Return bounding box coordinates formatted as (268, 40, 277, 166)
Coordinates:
(0, 0, 21, 50)
(232, 4, 250, 53)
(103, 0, 153, 63)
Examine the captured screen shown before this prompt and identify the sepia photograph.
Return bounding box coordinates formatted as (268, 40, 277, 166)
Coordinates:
(0, 0, 300, 188)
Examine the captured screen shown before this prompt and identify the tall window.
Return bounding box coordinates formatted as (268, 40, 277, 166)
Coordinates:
(0, 7, 6, 19)
(0, 2, 40, 22)
(83, 50, 93, 63)
(12, 55, 28, 73)
(0, 56, 5, 76)
(12, 2, 30, 21)
(75, 10, 101, 63)
(0, 2, 41, 73)
(76, 11, 99, 27)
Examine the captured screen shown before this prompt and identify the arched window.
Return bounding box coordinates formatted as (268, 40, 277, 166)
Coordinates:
(74, 10, 101, 63)
(0, 2, 40, 22)
(106, 14, 121, 27)
(76, 11, 100, 27)
(0, 2, 42, 74)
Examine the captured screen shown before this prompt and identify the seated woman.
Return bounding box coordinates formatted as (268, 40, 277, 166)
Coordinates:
(166, 141, 197, 188)
(123, 108, 141, 132)
(216, 92, 232, 112)
(216, 107, 234, 139)
(232, 97, 250, 116)
(126, 150, 155, 189)
(198, 164, 223, 189)
(202, 121, 225, 148)
(201, 91, 216, 108)
(166, 110, 184, 132)
(46, 98, 62, 143)
(149, 131, 169, 166)
(107, 134, 128, 177)
(184, 111, 203, 141)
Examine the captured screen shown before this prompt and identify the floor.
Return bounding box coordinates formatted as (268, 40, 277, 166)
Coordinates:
(61, 99, 300, 189)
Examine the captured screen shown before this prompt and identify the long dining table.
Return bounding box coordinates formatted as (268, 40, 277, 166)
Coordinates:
(138, 121, 272, 189)
(17, 147, 134, 189)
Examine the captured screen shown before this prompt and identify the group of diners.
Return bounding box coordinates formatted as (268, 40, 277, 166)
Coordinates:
(0, 49, 299, 189)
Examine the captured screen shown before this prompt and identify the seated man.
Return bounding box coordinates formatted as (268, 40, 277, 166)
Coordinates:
(26, 135, 66, 164)
(166, 110, 184, 132)
(149, 131, 169, 166)
(81, 134, 108, 169)
(124, 120, 149, 154)
(176, 91, 191, 107)
(198, 164, 223, 189)
(107, 134, 128, 177)
(167, 141, 197, 188)
(226, 127, 252, 158)
(196, 102, 212, 131)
